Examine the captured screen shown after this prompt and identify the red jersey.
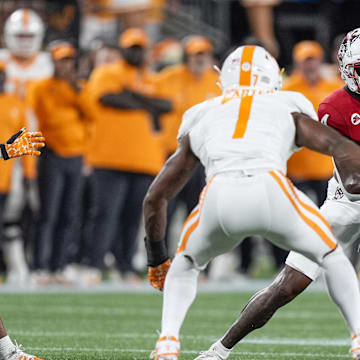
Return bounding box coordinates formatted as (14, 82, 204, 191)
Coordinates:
(318, 86, 360, 143)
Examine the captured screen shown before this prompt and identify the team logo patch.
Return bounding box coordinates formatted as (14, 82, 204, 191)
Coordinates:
(241, 62, 251, 72)
(351, 113, 360, 125)
(333, 187, 344, 200)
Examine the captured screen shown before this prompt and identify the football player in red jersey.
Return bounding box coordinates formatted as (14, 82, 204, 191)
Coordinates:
(203, 28, 360, 360)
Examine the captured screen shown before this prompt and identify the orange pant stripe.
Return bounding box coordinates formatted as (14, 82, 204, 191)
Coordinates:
(176, 218, 200, 253)
(181, 208, 199, 233)
(176, 176, 215, 253)
(279, 171, 333, 234)
(269, 171, 336, 250)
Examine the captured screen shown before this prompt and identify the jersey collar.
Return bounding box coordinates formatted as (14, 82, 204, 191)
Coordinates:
(344, 85, 360, 102)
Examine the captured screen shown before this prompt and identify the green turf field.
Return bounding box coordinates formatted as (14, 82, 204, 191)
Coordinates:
(0, 291, 351, 359)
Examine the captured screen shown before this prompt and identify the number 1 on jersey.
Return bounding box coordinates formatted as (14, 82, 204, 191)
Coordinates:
(232, 95, 254, 139)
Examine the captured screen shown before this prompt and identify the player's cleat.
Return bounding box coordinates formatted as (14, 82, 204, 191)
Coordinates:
(193, 350, 225, 360)
(150, 336, 180, 360)
(194, 344, 228, 360)
(350, 334, 360, 359)
(4, 343, 44, 360)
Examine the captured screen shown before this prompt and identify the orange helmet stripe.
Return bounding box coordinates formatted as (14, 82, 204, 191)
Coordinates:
(22, 9, 30, 28)
(239, 45, 256, 86)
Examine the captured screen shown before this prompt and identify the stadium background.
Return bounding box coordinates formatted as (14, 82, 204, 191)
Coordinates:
(0, 0, 358, 286)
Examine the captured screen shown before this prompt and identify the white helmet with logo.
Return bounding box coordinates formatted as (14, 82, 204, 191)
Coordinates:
(4, 9, 45, 58)
(219, 45, 282, 92)
(338, 28, 360, 94)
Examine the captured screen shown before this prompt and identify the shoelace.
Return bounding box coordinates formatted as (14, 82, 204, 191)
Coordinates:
(11, 341, 23, 354)
(9, 342, 34, 360)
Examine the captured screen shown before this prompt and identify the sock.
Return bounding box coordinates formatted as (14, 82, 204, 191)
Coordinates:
(160, 254, 199, 338)
(323, 246, 360, 336)
(209, 340, 232, 359)
(0, 336, 15, 357)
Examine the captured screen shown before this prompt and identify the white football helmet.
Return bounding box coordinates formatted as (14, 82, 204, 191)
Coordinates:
(4, 9, 45, 58)
(338, 28, 360, 94)
(219, 45, 282, 92)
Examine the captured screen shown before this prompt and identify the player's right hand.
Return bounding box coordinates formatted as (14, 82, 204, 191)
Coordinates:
(148, 258, 171, 291)
(0, 128, 45, 160)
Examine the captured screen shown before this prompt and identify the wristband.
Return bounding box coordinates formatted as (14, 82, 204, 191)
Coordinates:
(144, 237, 168, 267)
(0, 144, 9, 160)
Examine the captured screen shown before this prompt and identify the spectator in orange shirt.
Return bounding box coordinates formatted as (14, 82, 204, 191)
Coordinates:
(30, 41, 89, 282)
(85, 28, 172, 281)
(159, 36, 221, 155)
(156, 35, 221, 245)
(284, 40, 344, 206)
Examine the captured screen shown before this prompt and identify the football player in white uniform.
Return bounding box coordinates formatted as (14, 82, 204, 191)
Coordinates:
(234, 28, 360, 360)
(0, 9, 53, 286)
(143, 45, 360, 360)
(0, 8, 53, 98)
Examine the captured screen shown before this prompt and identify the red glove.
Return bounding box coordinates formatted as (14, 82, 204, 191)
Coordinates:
(148, 258, 171, 291)
(0, 128, 45, 160)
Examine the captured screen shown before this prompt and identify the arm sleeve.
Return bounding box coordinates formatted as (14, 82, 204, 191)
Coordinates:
(99, 91, 145, 109)
(318, 102, 348, 137)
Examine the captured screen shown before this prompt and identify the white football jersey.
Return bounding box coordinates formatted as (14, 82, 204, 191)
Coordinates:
(178, 88, 317, 180)
(0, 49, 53, 98)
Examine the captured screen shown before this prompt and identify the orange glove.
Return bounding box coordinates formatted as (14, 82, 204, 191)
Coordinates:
(0, 128, 45, 160)
(148, 258, 171, 291)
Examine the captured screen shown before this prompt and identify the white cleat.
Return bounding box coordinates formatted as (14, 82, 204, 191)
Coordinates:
(150, 336, 180, 360)
(193, 350, 224, 360)
(193, 343, 229, 360)
(351, 334, 360, 360)
(3, 343, 44, 360)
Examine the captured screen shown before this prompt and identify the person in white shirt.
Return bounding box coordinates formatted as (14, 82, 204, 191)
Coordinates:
(0, 8, 53, 286)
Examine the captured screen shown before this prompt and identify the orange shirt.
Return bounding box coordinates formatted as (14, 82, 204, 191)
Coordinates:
(28, 78, 88, 157)
(157, 64, 221, 153)
(283, 72, 344, 180)
(0, 94, 25, 193)
(85, 60, 166, 176)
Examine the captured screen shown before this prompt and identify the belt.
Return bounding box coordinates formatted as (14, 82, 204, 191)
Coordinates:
(216, 168, 272, 178)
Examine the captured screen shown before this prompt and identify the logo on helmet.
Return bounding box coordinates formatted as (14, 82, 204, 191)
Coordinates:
(241, 62, 251, 72)
(338, 28, 360, 94)
(351, 113, 360, 125)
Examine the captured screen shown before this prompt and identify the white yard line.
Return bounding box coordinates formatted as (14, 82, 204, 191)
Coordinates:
(24, 347, 350, 358)
(0, 303, 340, 319)
(9, 330, 350, 346)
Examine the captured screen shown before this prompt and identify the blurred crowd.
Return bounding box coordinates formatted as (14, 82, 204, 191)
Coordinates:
(0, 0, 358, 287)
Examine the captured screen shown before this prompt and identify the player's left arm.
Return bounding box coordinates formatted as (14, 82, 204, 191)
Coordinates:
(293, 112, 360, 194)
(143, 134, 199, 290)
